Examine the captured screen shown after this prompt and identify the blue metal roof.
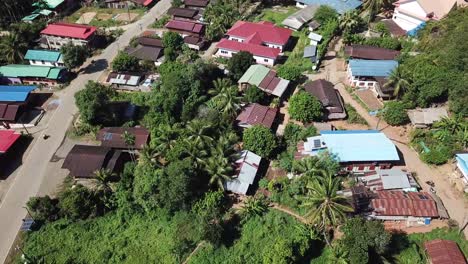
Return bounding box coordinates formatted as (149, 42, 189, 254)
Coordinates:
(348, 59, 398, 77)
(320, 130, 400, 162)
(0, 86, 36, 102)
(456, 154, 468, 177)
(298, 0, 362, 14)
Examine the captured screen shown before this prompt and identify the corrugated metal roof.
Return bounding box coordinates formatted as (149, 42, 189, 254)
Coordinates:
(282, 5, 319, 30)
(0, 130, 21, 153)
(0, 103, 21, 121)
(344, 45, 400, 60)
(97, 127, 149, 149)
(456, 154, 468, 179)
(318, 130, 400, 162)
(0, 86, 35, 102)
(303, 45, 317, 58)
(425, 239, 467, 264)
(238, 64, 270, 85)
(297, 0, 362, 14)
(348, 59, 398, 77)
(24, 49, 62, 62)
(379, 168, 411, 190)
(371, 191, 439, 217)
(407, 108, 448, 126)
(308, 32, 322, 42)
(0, 65, 63, 79)
(236, 103, 277, 129)
(225, 150, 262, 194)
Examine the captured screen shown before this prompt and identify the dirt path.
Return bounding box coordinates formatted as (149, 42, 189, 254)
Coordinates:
(270, 203, 308, 224)
(312, 39, 468, 237)
(183, 241, 207, 264)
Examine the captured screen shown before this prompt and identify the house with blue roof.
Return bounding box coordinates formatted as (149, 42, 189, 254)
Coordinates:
(347, 59, 398, 99)
(455, 154, 468, 186)
(297, 130, 400, 173)
(296, 0, 362, 15)
(0, 86, 36, 102)
(25, 50, 64, 67)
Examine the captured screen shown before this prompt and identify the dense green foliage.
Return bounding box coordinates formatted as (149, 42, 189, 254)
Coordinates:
(243, 85, 264, 103)
(204, 0, 241, 41)
(243, 125, 277, 158)
(162, 31, 184, 51)
(61, 43, 89, 69)
(277, 64, 303, 81)
(0, 22, 45, 64)
(74, 81, 117, 126)
(313, 5, 338, 25)
(111, 52, 140, 72)
(288, 91, 323, 123)
(227, 51, 254, 81)
(382, 101, 409, 126)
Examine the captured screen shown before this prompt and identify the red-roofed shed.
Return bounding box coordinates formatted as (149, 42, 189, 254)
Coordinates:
(425, 239, 467, 264)
(236, 103, 277, 129)
(0, 130, 21, 154)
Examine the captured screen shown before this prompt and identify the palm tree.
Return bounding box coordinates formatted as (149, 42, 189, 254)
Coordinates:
(213, 87, 242, 118)
(208, 78, 233, 97)
(122, 130, 136, 162)
(292, 157, 321, 176)
(0, 33, 27, 64)
(237, 195, 268, 222)
(183, 138, 209, 169)
(384, 66, 410, 99)
(93, 169, 115, 193)
(140, 146, 167, 168)
(202, 155, 234, 190)
(434, 115, 464, 134)
(340, 11, 362, 33)
(152, 124, 178, 153)
(186, 120, 214, 148)
(363, 0, 391, 23)
(297, 171, 353, 246)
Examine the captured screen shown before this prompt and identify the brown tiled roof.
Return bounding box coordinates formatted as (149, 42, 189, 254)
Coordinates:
(304, 79, 344, 113)
(126, 45, 163, 61)
(371, 191, 439, 217)
(424, 239, 467, 264)
(62, 145, 112, 178)
(138, 37, 163, 47)
(344, 45, 400, 60)
(184, 0, 209, 7)
(97, 127, 149, 149)
(168, 7, 198, 18)
(236, 103, 277, 129)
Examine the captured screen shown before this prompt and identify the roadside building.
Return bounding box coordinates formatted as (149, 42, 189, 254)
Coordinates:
(358, 168, 419, 192)
(215, 21, 292, 66)
(344, 45, 400, 60)
(0, 86, 37, 125)
(62, 145, 130, 178)
(369, 190, 439, 224)
(104, 0, 154, 9)
(40, 23, 97, 50)
(297, 130, 400, 172)
(295, 0, 362, 14)
(303, 79, 346, 120)
(24, 50, 64, 67)
(347, 59, 398, 99)
(165, 20, 205, 37)
(106, 72, 144, 91)
(125, 37, 165, 66)
(225, 150, 262, 195)
(0, 130, 21, 155)
(22, 0, 74, 22)
(238, 64, 290, 98)
(167, 7, 202, 22)
(281, 5, 319, 31)
(183, 36, 206, 50)
(407, 108, 448, 128)
(0, 65, 66, 86)
(424, 239, 467, 264)
(236, 103, 277, 129)
(97, 127, 150, 150)
(184, 0, 210, 10)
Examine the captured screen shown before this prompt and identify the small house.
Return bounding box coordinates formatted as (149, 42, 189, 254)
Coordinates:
(225, 150, 262, 195)
(347, 59, 398, 92)
(183, 36, 206, 50)
(303, 45, 318, 64)
(184, 0, 210, 10)
(297, 130, 400, 172)
(165, 20, 205, 37)
(303, 79, 346, 120)
(308, 32, 322, 46)
(281, 5, 319, 31)
(25, 50, 64, 67)
(167, 7, 202, 22)
(238, 64, 290, 98)
(358, 168, 419, 192)
(236, 103, 277, 129)
(344, 45, 400, 60)
(424, 239, 467, 264)
(40, 23, 97, 50)
(62, 145, 130, 178)
(106, 72, 144, 90)
(295, 0, 362, 15)
(0, 65, 66, 86)
(125, 37, 164, 66)
(407, 108, 448, 128)
(105, 0, 154, 9)
(215, 21, 292, 66)
(97, 127, 150, 150)
(0, 86, 37, 125)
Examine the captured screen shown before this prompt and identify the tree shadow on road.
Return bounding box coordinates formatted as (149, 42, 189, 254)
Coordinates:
(80, 59, 109, 75)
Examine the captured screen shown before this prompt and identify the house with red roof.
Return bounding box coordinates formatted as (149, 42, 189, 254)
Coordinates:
(215, 21, 293, 66)
(236, 103, 277, 129)
(40, 22, 97, 50)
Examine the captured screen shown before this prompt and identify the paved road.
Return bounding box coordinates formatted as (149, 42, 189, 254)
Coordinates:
(313, 39, 468, 237)
(0, 1, 171, 262)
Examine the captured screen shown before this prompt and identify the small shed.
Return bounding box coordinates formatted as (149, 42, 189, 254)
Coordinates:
(281, 5, 319, 31)
(107, 72, 144, 87)
(308, 32, 322, 45)
(225, 150, 262, 195)
(424, 239, 467, 264)
(303, 45, 317, 63)
(308, 20, 321, 31)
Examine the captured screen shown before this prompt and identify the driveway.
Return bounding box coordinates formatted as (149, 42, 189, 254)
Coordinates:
(0, 0, 171, 262)
(314, 39, 468, 237)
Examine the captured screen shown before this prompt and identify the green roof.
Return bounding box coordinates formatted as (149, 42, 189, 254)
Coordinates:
(0, 65, 64, 80)
(33, 0, 64, 9)
(22, 13, 40, 21)
(238, 65, 270, 86)
(25, 50, 62, 62)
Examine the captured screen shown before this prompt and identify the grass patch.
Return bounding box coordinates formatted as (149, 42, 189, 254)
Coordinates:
(345, 103, 368, 125)
(282, 29, 314, 73)
(252, 6, 299, 25)
(65, 7, 146, 27)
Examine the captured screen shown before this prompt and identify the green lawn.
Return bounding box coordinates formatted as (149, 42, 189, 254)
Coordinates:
(282, 29, 314, 72)
(253, 6, 299, 25)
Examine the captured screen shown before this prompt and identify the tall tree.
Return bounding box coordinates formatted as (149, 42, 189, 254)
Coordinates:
(227, 51, 255, 81)
(208, 78, 233, 97)
(0, 33, 28, 64)
(202, 155, 233, 190)
(363, 0, 392, 22)
(61, 43, 89, 70)
(122, 131, 136, 162)
(384, 66, 410, 99)
(297, 171, 352, 245)
(340, 10, 364, 33)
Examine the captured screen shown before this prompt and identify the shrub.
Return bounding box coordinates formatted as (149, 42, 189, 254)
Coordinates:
(59, 185, 98, 220)
(277, 64, 303, 81)
(288, 92, 323, 123)
(314, 5, 338, 25)
(227, 51, 255, 81)
(382, 101, 409, 126)
(421, 149, 450, 165)
(243, 125, 278, 158)
(26, 196, 60, 223)
(151, 14, 170, 28)
(345, 103, 368, 125)
(111, 51, 140, 72)
(243, 86, 264, 103)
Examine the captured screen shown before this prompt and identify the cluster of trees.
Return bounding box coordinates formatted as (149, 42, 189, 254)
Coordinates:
(204, 0, 241, 41)
(0, 21, 45, 64)
(0, 0, 36, 28)
(288, 91, 323, 123)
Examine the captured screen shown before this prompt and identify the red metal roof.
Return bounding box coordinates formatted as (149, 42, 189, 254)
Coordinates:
(217, 39, 280, 59)
(236, 103, 277, 129)
(258, 70, 280, 92)
(165, 20, 204, 34)
(227, 21, 292, 45)
(41, 23, 97, 40)
(344, 45, 400, 60)
(143, 0, 153, 6)
(0, 130, 20, 153)
(425, 239, 467, 264)
(371, 191, 439, 217)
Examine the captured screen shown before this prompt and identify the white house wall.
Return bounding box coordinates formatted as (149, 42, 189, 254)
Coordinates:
(215, 49, 275, 66)
(29, 60, 64, 67)
(392, 0, 427, 31)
